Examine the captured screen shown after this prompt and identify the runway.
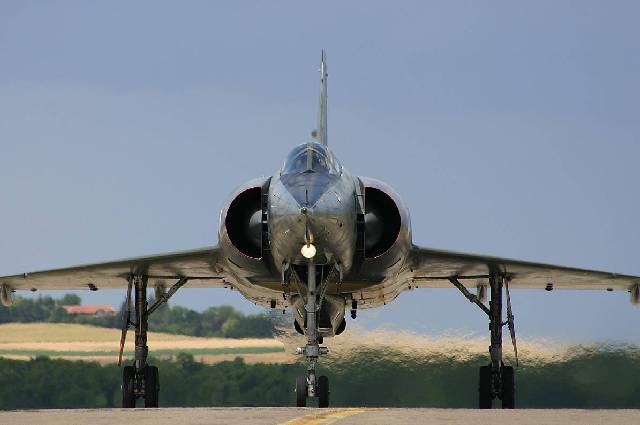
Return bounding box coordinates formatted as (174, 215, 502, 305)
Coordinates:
(1, 408, 639, 425)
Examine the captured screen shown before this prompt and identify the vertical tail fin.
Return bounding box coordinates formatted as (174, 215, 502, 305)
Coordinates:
(312, 50, 328, 146)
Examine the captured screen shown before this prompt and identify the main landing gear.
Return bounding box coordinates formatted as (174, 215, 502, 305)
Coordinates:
(294, 260, 331, 407)
(119, 274, 188, 408)
(450, 273, 518, 409)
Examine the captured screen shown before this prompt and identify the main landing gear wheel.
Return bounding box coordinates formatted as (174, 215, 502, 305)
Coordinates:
(501, 365, 515, 409)
(296, 376, 307, 407)
(478, 365, 492, 409)
(122, 365, 136, 408)
(478, 364, 516, 409)
(317, 375, 329, 408)
(144, 365, 160, 408)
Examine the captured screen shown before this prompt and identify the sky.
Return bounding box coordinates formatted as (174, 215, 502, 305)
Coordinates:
(1, 1, 639, 343)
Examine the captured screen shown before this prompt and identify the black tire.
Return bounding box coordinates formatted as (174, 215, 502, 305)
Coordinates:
(478, 365, 492, 409)
(122, 366, 136, 408)
(318, 375, 330, 408)
(144, 365, 160, 408)
(501, 366, 515, 409)
(296, 376, 307, 407)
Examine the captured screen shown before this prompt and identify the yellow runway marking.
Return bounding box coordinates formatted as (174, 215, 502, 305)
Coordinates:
(279, 408, 369, 425)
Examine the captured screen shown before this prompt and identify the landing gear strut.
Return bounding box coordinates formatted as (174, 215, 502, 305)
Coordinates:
(120, 275, 158, 407)
(295, 260, 330, 407)
(450, 273, 517, 409)
(120, 274, 188, 408)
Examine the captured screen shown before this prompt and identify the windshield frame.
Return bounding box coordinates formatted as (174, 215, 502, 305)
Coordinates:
(281, 142, 341, 176)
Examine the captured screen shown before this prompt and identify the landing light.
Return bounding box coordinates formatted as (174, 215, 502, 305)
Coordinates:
(301, 243, 316, 259)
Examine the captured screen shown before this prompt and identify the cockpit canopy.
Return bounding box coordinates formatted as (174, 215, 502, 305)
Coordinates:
(281, 142, 342, 175)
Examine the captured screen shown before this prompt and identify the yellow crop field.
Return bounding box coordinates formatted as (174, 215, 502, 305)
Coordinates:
(0, 323, 289, 364)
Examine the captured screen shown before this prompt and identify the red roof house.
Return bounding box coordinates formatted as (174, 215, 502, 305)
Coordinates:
(63, 305, 116, 317)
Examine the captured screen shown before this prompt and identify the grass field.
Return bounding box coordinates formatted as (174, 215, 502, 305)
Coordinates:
(0, 323, 287, 364)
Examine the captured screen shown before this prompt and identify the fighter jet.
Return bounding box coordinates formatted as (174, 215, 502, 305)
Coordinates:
(1, 50, 638, 409)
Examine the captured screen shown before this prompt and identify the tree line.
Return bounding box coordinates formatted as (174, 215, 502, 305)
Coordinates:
(0, 294, 281, 338)
(0, 346, 639, 409)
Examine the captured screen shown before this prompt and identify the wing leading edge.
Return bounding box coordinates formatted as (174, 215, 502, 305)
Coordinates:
(0, 246, 224, 291)
(409, 246, 639, 291)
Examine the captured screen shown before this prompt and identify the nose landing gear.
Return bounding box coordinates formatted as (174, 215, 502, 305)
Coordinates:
(294, 260, 332, 407)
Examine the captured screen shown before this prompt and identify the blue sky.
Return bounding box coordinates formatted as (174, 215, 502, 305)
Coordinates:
(1, 1, 639, 342)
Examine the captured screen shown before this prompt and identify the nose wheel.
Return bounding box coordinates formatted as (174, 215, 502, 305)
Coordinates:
(295, 376, 307, 407)
(295, 374, 329, 407)
(317, 375, 330, 408)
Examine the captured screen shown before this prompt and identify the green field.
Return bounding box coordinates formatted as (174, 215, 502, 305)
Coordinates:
(0, 344, 639, 409)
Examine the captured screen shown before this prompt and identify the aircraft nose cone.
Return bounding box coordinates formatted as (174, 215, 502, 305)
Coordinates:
(280, 173, 337, 207)
(268, 171, 357, 270)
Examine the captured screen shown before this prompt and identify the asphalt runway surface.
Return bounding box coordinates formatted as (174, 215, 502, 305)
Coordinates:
(1, 408, 639, 425)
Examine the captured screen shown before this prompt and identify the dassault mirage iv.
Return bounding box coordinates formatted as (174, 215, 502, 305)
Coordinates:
(2, 51, 639, 409)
